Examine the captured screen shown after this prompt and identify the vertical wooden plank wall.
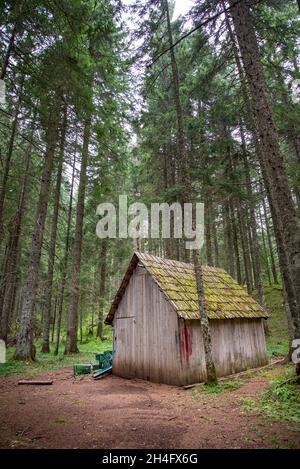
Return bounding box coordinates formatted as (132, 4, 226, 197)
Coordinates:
(112, 266, 181, 384)
(179, 319, 268, 384)
(112, 265, 268, 385)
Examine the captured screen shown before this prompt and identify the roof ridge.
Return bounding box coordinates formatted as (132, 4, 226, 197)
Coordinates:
(135, 251, 225, 271)
(105, 252, 269, 325)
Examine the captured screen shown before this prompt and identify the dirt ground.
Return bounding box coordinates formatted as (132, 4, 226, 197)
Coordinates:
(0, 365, 299, 449)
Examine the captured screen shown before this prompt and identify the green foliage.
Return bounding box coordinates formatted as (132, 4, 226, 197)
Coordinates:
(267, 340, 289, 358)
(0, 338, 112, 378)
(0, 0, 132, 354)
(264, 284, 289, 357)
(241, 367, 300, 429)
(0, 0, 297, 375)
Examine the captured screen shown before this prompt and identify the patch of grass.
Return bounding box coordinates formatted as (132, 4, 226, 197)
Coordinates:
(241, 366, 300, 430)
(267, 339, 289, 358)
(0, 337, 112, 378)
(192, 378, 243, 396)
(260, 369, 300, 427)
(263, 284, 289, 358)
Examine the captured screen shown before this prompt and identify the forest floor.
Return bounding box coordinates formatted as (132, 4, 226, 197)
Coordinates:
(1, 285, 299, 449)
(0, 361, 299, 449)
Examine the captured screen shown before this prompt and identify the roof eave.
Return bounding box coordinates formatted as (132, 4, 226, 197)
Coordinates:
(104, 252, 140, 325)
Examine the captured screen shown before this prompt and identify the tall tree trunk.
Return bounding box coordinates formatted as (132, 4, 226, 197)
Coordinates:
(261, 171, 300, 348)
(193, 247, 217, 383)
(274, 68, 300, 209)
(276, 70, 300, 166)
(54, 139, 77, 355)
(91, 299, 94, 336)
(228, 0, 300, 372)
(282, 283, 295, 363)
(0, 1, 24, 79)
(97, 242, 107, 340)
(225, 0, 298, 342)
(259, 209, 272, 287)
(246, 213, 257, 287)
(164, 0, 217, 383)
(41, 106, 67, 353)
(223, 202, 235, 277)
(51, 295, 57, 343)
(212, 210, 220, 267)
(0, 78, 24, 244)
(240, 125, 265, 307)
(79, 301, 83, 344)
(15, 283, 22, 323)
(164, 1, 189, 212)
(10, 260, 20, 326)
(15, 101, 59, 360)
(164, 143, 176, 259)
(0, 137, 32, 341)
(229, 201, 242, 284)
(262, 194, 278, 285)
(236, 198, 253, 294)
(65, 117, 91, 354)
(204, 192, 213, 265)
(228, 136, 253, 291)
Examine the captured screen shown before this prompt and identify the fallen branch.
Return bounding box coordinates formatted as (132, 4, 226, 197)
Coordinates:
(18, 380, 53, 385)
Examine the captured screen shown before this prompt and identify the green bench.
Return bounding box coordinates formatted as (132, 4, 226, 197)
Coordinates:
(73, 350, 113, 377)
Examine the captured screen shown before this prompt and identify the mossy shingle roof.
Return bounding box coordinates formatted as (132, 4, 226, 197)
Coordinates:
(105, 252, 268, 324)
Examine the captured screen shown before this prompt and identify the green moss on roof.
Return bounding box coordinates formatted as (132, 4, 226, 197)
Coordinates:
(105, 252, 268, 324)
(137, 253, 268, 321)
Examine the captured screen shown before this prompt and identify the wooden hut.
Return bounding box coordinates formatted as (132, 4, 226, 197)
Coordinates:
(105, 252, 268, 386)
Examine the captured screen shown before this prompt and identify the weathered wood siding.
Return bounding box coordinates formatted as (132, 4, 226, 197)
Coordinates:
(113, 265, 181, 384)
(112, 266, 268, 386)
(178, 318, 268, 385)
